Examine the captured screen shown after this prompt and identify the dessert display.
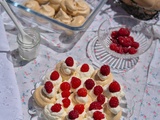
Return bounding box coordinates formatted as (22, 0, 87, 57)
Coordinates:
(24, 0, 91, 26)
(32, 56, 126, 120)
(109, 27, 140, 55)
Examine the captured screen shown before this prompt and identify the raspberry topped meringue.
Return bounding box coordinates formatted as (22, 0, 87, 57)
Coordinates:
(55, 56, 77, 80)
(44, 70, 62, 88)
(92, 65, 113, 86)
(33, 81, 57, 108)
(73, 88, 91, 104)
(85, 110, 106, 120)
(103, 81, 125, 99)
(65, 110, 79, 120)
(75, 63, 95, 79)
(42, 103, 67, 120)
(89, 85, 104, 101)
(104, 96, 122, 120)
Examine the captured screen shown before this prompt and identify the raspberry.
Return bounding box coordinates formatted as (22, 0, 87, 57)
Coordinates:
(97, 94, 105, 105)
(74, 104, 85, 114)
(128, 36, 134, 42)
(51, 103, 62, 112)
(60, 82, 70, 91)
(44, 81, 53, 93)
(62, 98, 70, 108)
(122, 37, 133, 47)
(94, 85, 103, 96)
(116, 46, 123, 54)
(68, 110, 79, 119)
(128, 47, 137, 54)
(84, 79, 95, 90)
(65, 56, 74, 67)
(131, 41, 139, 49)
(89, 101, 102, 111)
(71, 77, 81, 89)
(117, 36, 125, 45)
(111, 31, 119, 39)
(93, 111, 105, 120)
(61, 91, 70, 98)
(118, 27, 130, 36)
(109, 96, 119, 108)
(50, 71, 60, 81)
(80, 64, 89, 72)
(123, 47, 129, 54)
(109, 81, 121, 93)
(109, 43, 118, 51)
(100, 65, 110, 76)
(111, 38, 118, 44)
(77, 88, 87, 97)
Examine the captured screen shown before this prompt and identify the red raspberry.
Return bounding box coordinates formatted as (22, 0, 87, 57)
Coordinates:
(123, 47, 129, 54)
(51, 103, 62, 112)
(122, 37, 133, 47)
(109, 43, 118, 51)
(117, 36, 125, 45)
(62, 98, 70, 108)
(80, 64, 89, 72)
(111, 31, 119, 39)
(109, 96, 119, 108)
(131, 41, 139, 49)
(74, 104, 85, 114)
(109, 81, 121, 93)
(65, 56, 74, 67)
(89, 101, 102, 111)
(94, 85, 103, 96)
(44, 81, 53, 93)
(93, 111, 105, 120)
(97, 94, 105, 105)
(60, 82, 70, 91)
(77, 88, 87, 97)
(71, 77, 81, 89)
(61, 91, 70, 98)
(100, 65, 110, 76)
(116, 46, 124, 54)
(84, 79, 95, 90)
(118, 27, 130, 36)
(128, 36, 134, 42)
(50, 71, 60, 81)
(110, 38, 118, 44)
(128, 47, 137, 54)
(68, 110, 79, 119)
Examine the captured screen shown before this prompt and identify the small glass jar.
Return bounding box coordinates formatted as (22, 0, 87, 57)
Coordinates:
(17, 28, 41, 61)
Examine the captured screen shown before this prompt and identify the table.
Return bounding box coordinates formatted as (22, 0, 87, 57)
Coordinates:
(2, 0, 160, 120)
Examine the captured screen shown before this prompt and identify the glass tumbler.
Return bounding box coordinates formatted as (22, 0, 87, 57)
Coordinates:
(17, 28, 41, 61)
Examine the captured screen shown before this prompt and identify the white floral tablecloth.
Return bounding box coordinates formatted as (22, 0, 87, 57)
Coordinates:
(2, 0, 160, 120)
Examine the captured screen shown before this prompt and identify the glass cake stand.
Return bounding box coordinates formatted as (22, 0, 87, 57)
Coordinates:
(86, 15, 153, 73)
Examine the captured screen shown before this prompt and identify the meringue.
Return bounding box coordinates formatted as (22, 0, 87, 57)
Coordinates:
(24, 0, 41, 11)
(39, 4, 55, 17)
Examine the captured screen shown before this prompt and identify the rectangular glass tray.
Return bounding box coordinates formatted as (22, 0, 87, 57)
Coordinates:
(6, 0, 108, 52)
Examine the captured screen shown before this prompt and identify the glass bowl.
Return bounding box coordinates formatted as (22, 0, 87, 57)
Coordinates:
(86, 15, 153, 72)
(98, 15, 153, 59)
(5, 0, 107, 52)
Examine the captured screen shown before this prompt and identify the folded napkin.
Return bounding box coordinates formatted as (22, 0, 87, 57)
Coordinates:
(0, 16, 23, 120)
